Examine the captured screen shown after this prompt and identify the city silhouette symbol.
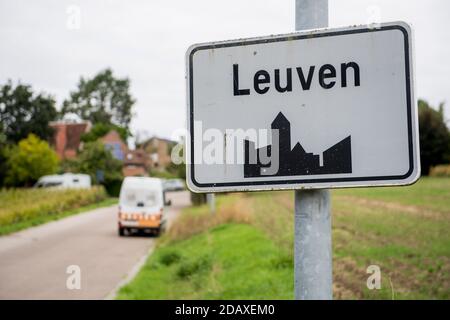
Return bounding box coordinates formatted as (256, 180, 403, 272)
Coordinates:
(244, 112, 352, 177)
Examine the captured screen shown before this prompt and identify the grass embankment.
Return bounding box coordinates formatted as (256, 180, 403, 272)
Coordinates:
(117, 177, 450, 300)
(0, 186, 116, 235)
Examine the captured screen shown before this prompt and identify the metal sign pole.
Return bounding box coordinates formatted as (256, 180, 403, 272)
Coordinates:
(207, 193, 216, 214)
(294, 0, 332, 300)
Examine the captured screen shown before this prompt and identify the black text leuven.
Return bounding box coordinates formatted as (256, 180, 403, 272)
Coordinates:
(233, 62, 360, 95)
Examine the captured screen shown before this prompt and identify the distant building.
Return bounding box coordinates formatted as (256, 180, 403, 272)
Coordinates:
(99, 130, 153, 177)
(100, 130, 128, 161)
(122, 149, 151, 177)
(244, 112, 352, 177)
(140, 137, 176, 170)
(49, 120, 91, 159)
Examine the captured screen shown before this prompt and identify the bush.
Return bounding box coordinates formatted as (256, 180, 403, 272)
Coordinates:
(149, 169, 177, 179)
(103, 178, 123, 197)
(166, 162, 186, 180)
(159, 250, 182, 266)
(429, 164, 450, 177)
(0, 135, 9, 187)
(176, 255, 212, 279)
(4, 134, 59, 187)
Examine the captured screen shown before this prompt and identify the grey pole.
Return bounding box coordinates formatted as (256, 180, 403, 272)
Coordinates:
(207, 193, 216, 214)
(294, 0, 332, 300)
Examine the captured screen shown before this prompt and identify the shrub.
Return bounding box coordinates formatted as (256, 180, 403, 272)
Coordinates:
(103, 178, 123, 197)
(4, 134, 59, 187)
(176, 255, 212, 279)
(159, 250, 182, 266)
(149, 169, 177, 179)
(429, 164, 450, 177)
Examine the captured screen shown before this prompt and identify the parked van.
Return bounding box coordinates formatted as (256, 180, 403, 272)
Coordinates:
(35, 173, 91, 189)
(118, 177, 167, 236)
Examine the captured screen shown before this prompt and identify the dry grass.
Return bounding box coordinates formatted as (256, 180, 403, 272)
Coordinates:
(430, 164, 450, 177)
(335, 195, 447, 220)
(165, 194, 253, 243)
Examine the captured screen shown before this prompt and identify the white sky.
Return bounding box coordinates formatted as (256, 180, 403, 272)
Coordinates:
(1, 0, 449, 142)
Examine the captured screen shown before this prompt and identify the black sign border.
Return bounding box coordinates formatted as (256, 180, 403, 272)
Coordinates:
(188, 24, 415, 188)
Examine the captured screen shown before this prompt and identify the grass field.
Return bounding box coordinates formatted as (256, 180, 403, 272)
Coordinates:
(0, 186, 116, 235)
(117, 177, 450, 300)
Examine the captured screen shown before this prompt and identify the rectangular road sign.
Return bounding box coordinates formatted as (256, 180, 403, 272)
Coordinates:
(186, 22, 420, 192)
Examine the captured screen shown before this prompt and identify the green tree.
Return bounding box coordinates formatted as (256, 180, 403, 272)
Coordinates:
(0, 123, 8, 186)
(61, 68, 135, 129)
(5, 134, 59, 186)
(166, 154, 186, 179)
(418, 99, 450, 175)
(65, 141, 123, 195)
(81, 122, 130, 143)
(0, 81, 57, 143)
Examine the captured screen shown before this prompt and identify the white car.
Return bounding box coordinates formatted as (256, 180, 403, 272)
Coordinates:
(34, 173, 91, 189)
(118, 177, 167, 237)
(163, 179, 185, 192)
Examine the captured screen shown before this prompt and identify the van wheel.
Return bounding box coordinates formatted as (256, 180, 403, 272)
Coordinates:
(118, 227, 125, 237)
(153, 228, 161, 237)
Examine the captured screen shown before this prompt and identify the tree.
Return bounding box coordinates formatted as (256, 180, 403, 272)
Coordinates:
(0, 81, 57, 143)
(0, 123, 8, 186)
(64, 141, 123, 195)
(61, 68, 135, 129)
(5, 134, 59, 186)
(81, 122, 130, 143)
(418, 99, 450, 175)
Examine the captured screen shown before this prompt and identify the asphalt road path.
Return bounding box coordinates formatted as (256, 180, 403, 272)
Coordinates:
(0, 191, 190, 299)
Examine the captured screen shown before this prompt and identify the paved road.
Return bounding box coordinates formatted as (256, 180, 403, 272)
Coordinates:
(0, 191, 190, 299)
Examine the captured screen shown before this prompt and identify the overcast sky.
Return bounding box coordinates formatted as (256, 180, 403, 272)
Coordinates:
(1, 0, 449, 142)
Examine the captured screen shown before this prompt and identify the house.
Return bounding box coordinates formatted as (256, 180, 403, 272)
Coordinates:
(100, 130, 128, 161)
(244, 112, 352, 177)
(140, 137, 176, 170)
(99, 130, 151, 177)
(122, 149, 151, 177)
(49, 120, 91, 159)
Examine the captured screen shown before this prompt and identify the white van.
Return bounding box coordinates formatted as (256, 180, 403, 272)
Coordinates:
(35, 173, 91, 189)
(118, 177, 167, 236)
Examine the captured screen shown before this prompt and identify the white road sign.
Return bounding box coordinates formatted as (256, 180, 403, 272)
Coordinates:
(186, 22, 420, 192)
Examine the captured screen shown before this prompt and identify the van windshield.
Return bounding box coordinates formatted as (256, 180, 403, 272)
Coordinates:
(122, 189, 159, 207)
